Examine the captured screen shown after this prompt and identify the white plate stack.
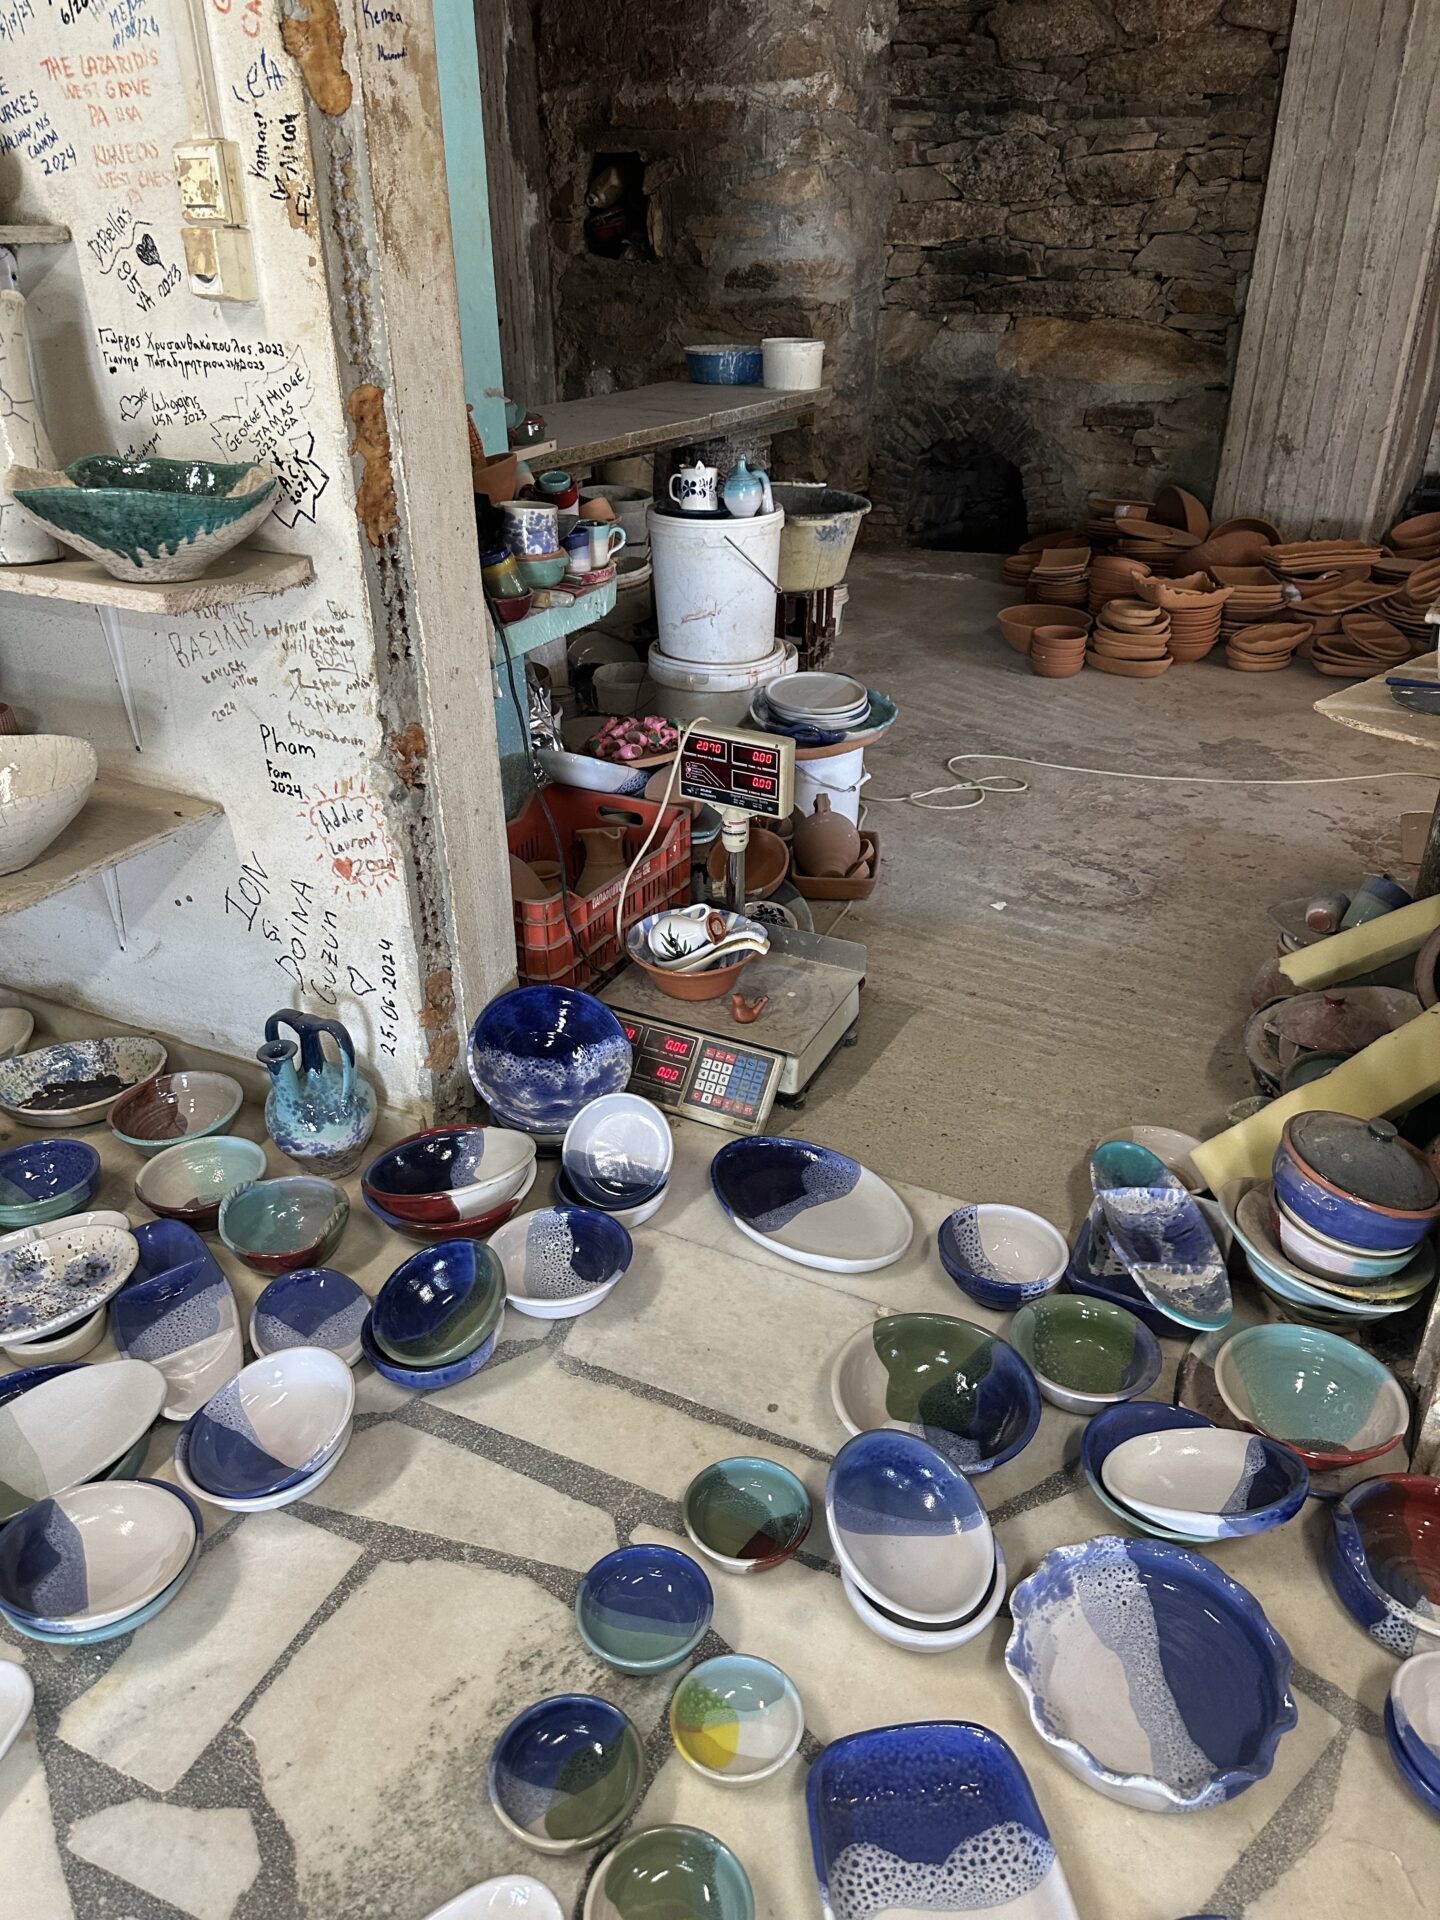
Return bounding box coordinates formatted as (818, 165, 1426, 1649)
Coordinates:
(765, 671, 869, 729)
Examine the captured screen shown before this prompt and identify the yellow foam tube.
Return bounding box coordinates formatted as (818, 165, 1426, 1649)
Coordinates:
(1278, 893, 1440, 990)
(1192, 1001, 1440, 1191)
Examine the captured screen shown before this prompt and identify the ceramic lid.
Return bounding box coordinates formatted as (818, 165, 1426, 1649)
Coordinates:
(1286, 1113, 1439, 1212)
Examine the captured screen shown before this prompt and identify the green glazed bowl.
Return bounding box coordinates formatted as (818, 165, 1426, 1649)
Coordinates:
(516, 552, 568, 589)
(585, 1825, 754, 1920)
(1009, 1294, 1163, 1415)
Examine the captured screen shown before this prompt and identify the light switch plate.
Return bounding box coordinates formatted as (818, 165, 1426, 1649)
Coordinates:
(182, 224, 257, 302)
(174, 139, 246, 224)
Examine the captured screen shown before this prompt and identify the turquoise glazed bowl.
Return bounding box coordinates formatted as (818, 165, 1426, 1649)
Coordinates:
(1214, 1323, 1410, 1470)
(682, 1457, 812, 1574)
(576, 1544, 713, 1674)
(585, 1825, 754, 1920)
(217, 1176, 348, 1275)
(0, 1138, 101, 1229)
(10, 457, 278, 583)
(516, 553, 569, 590)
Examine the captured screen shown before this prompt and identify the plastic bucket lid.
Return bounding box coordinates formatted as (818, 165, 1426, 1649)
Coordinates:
(646, 639, 796, 692)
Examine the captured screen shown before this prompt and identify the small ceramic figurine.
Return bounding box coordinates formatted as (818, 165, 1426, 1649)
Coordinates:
(258, 1010, 378, 1178)
(722, 459, 769, 518)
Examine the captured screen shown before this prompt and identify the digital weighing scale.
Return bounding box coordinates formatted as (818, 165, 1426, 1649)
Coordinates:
(601, 723, 867, 1135)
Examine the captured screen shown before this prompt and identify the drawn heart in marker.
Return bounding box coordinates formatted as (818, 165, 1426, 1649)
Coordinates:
(119, 392, 147, 421)
(135, 232, 161, 268)
(333, 857, 358, 882)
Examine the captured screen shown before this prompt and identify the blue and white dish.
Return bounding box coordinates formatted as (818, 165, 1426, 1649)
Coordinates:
(0, 1360, 83, 1409)
(421, 1881, 564, 1920)
(1081, 1401, 1230, 1541)
(3, 1303, 108, 1365)
(0, 1659, 32, 1761)
(1390, 1652, 1440, 1798)
(111, 1219, 243, 1420)
(1, 1528, 202, 1643)
(250, 1268, 370, 1367)
(1101, 1425, 1310, 1541)
(467, 987, 632, 1135)
(575, 1543, 714, 1674)
(711, 1136, 913, 1273)
(562, 1093, 673, 1209)
(806, 1722, 1079, 1919)
(0, 1138, 101, 1230)
(0, 1035, 166, 1128)
(488, 1206, 632, 1320)
(0, 1357, 165, 1521)
(182, 1347, 354, 1501)
(371, 1240, 505, 1366)
(825, 1429, 995, 1624)
(1090, 1140, 1231, 1331)
(488, 1694, 645, 1854)
(171, 1418, 350, 1513)
(1271, 1196, 1416, 1281)
(1384, 1695, 1440, 1813)
(936, 1204, 1068, 1310)
(839, 1538, 1008, 1655)
(1273, 1112, 1440, 1256)
(553, 1163, 666, 1228)
(1222, 1181, 1430, 1322)
(1325, 1476, 1440, 1657)
(358, 1312, 500, 1392)
(1066, 1208, 1177, 1339)
(0, 1219, 138, 1343)
(1005, 1535, 1297, 1811)
(0, 1477, 200, 1632)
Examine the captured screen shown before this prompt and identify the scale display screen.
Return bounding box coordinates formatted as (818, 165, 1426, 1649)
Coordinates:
(679, 728, 792, 817)
(617, 1016, 781, 1132)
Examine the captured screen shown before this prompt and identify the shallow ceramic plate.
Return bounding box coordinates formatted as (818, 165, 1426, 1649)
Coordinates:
(0, 1036, 166, 1127)
(183, 1347, 354, 1500)
(806, 1722, 1079, 1919)
(0, 1220, 138, 1343)
(710, 1137, 913, 1273)
(422, 1879, 564, 1920)
(1101, 1426, 1309, 1541)
(489, 1206, 632, 1320)
(0, 1357, 165, 1521)
(488, 1694, 645, 1855)
(826, 1429, 994, 1624)
(585, 1826, 753, 1920)
(0, 1477, 200, 1630)
(0, 1659, 32, 1762)
(670, 1654, 804, 1784)
(250, 1267, 370, 1367)
(1213, 1323, 1410, 1469)
(1090, 1141, 1230, 1331)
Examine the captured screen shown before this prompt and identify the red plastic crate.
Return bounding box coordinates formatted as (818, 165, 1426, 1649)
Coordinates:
(508, 785, 693, 988)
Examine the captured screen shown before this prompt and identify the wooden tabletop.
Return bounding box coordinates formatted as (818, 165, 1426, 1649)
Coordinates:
(1314, 647, 1440, 753)
(542, 381, 829, 468)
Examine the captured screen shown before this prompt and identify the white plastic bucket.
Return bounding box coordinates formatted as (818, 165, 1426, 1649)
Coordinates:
(795, 747, 868, 823)
(645, 638, 796, 726)
(649, 504, 782, 665)
(762, 338, 825, 390)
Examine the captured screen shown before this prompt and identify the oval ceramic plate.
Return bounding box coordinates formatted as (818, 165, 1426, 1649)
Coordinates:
(0, 1477, 199, 1630)
(1090, 1141, 1230, 1331)
(422, 1881, 564, 1920)
(0, 1358, 165, 1521)
(0, 1036, 166, 1127)
(710, 1137, 913, 1273)
(0, 1221, 138, 1343)
(825, 1429, 994, 1624)
(1080, 1401, 1221, 1542)
(1101, 1426, 1309, 1541)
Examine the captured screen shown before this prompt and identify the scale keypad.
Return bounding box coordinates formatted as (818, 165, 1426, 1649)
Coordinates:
(685, 1044, 772, 1120)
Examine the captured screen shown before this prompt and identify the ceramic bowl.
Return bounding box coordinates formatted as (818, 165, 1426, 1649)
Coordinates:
(1325, 1475, 1440, 1657)
(0, 734, 98, 876)
(562, 1093, 673, 1209)
(1100, 1424, 1310, 1542)
(467, 987, 632, 1134)
(0, 1036, 167, 1127)
(0, 1659, 32, 1762)
(361, 1125, 537, 1225)
(0, 1357, 165, 1521)
(421, 1881, 563, 1920)
(184, 1346, 355, 1500)
(516, 552, 570, 590)
(111, 1220, 244, 1421)
(1272, 1115, 1439, 1255)
(711, 1136, 913, 1274)
(829, 1311, 1040, 1474)
(1384, 1694, 1440, 1813)
(171, 1418, 350, 1513)
(1066, 1208, 1178, 1339)
(1390, 1651, 1440, 1795)
(490, 594, 535, 629)
(0, 1219, 139, 1345)
(553, 1164, 667, 1228)
(2, 1302, 108, 1365)
(358, 1312, 499, 1392)
(1090, 1140, 1230, 1331)
(0, 1477, 200, 1631)
(826, 1429, 994, 1624)
(806, 1722, 1078, 1919)
(585, 1826, 753, 1920)
(107, 1071, 244, 1155)
(682, 1457, 812, 1574)
(839, 1538, 1008, 1654)
(371, 1239, 505, 1366)
(1006, 1536, 1297, 1811)
(1103, 1126, 1206, 1193)
(489, 1693, 645, 1855)
(1214, 1323, 1410, 1469)
(0, 1009, 35, 1060)
(218, 1176, 348, 1275)
(1271, 1196, 1415, 1279)
(686, 343, 762, 384)
(575, 1543, 713, 1674)
(360, 1173, 535, 1244)
(0, 1360, 84, 1409)
(1079, 1400, 1229, 1539)
(0, 1138, 101, 1230)
(935, 1203, 1068, 1310)
(9, 456, 277, 582)
(488, 1206, 632, 1321)
(534, 746, 650, 797)
(134, 1134, 269, 1231)
(2, 1528, 202, 1644)
(1008, 1295, 1162, 1416)
(670, 1654, 804, 1784)
(250, 1268, 370, 1367)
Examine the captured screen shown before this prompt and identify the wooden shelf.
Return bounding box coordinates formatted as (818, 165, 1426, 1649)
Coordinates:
(0, 547, 313, 615)
(541, 381, 829, 469)
(490, 580, 619, 662)
(0, 224, 70, 246)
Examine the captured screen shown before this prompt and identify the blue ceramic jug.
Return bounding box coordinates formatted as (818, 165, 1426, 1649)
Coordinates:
(722, 459, 769, 518)
(257, 1009, 377, 1178)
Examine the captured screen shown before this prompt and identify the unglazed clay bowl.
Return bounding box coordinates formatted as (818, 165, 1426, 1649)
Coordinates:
(1214, 1323, 1410, 1470)
(217, 1175, 348, 1275)
(370, 1239, 505, 1367)
(575, 1544, 713, 1674)
(467, 987, 632, 1135)
(0, 734, 98, 876)
(669, 1655, 804, 1784)
(1007, 1294, 1162, 1416)
(1325, 1475, 1440, 1657)
(488, 1694, 645, 1855)
(361, 1124, 536, 1224)
(585, 1826, 753, 1920)
(935, 1203, 1068, 1311)
(681, 1456, 812, 1574)
(825, 1428, 994, 1624)
(998, 604, 1090, 654)
(0, 1137, 101, 1230)
(134, 1134, 268, 1231)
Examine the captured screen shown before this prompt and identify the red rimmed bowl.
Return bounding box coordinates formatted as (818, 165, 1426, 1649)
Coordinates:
(361, 1125, 537, 1226)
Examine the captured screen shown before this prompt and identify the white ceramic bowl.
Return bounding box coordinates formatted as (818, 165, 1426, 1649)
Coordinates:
(172, 1419, 352, 1512)
(0, 1009, 34, 1060)
(2, 1303, 107, 1365)
(0, 1478, 199, 1631)
(0, 1357, 165, 1519)
(1273, 1197, 1417, 1280)
(840, 1540, 1007, 1654)
(562, 1092, 674, 1209)
(0, 735, 98, 876)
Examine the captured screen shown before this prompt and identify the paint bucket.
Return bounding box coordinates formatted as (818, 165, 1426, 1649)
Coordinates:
(795, 746, 868, 824)
(772, 484, 871, 592)
(649, 504, 783, 665)
(762, 337, 825, 391)
(644, 638, 797, 726)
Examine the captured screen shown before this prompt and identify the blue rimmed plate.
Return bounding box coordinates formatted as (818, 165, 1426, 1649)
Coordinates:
(711, 1136, 912, 1273)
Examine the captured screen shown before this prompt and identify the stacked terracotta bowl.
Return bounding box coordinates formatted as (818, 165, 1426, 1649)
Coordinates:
(1302, 615, 1412, 678)
(1135, 571, 1231, 662)
(997, 604, 1092, 655)
(1089, 553, 1152, 615)
(1116, 520, 1202, 577)
(1378, 555, 1440, 645)
(1087, 598, 1171, 677)
(1000, 550, 1035, 592)
(1026, 546, 1090, 608)
(1224, 619, 1310, 672)
(1085, 498, 1152, 547)
(1029, 622, 1089, 679)
(1387, 511, 1440, 560)
(1261, 539, 1384, 582)
(1213, 565, 1287, 645)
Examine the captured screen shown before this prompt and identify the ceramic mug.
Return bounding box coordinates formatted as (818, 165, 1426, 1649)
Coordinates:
(538, 469, 579, 507)
(502, 500, 559, 556)
(669, 463, 718, 513)
(564, 522, 628, 575)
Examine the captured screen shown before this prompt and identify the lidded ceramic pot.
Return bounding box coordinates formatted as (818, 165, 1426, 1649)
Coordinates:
(1274, 1112, 1440, 1255)
(793, 795, 862, 878)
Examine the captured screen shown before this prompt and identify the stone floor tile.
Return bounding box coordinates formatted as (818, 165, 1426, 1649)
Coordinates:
(66, 1801, 259, 1920)
(0, 1729, 74, 1919)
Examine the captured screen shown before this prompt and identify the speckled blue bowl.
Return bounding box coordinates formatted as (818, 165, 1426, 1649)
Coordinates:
(466, 987, 632, 1136)
(0, 1138, 100, 1230)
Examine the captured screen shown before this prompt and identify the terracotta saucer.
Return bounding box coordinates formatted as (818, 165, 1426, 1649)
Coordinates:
(1153, 485, 1211, 539)
(1087, 650, 1172, 678)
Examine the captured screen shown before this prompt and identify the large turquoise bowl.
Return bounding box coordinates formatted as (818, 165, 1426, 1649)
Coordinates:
(9, 457, 277, 583)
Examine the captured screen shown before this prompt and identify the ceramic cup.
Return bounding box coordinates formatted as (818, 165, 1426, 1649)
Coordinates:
(668, 464, 718, 513)
(538, 470, 578, 506)
(564, 523, 627, 576)
(480, 547, 526, 600)
(502, 500, 560, 557)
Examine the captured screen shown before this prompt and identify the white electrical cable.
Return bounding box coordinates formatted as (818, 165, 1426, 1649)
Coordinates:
(614, 715, 713, 946)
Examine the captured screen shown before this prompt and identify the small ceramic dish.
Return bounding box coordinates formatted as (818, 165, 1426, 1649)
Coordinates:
(1006, 1535, 1297, 1811)
(1271, 1194, 1416, 1279)
(2, 1303, 108, 1365)
(1390, 1651, 1440, 1795)
(489, 1695, 643, 1857)
(575, 1543, 713, 1674)
(1214, 1323, 1410, 1469)
(2, 1528, 202, 1644)
(358, 1312, 500, 1391)
(1007, 1295, 1162, 1416)
(1384, 1694, 1440, 1813)
(0, 1036, 167, 1128)
(516, 552, 570, 590)
(829, 1311, 1040, 1474)
(0, 1009, 35, 1061)
(1081, 1400, 1223, 1540)
(171, 1419, 350, 1513)
(826, 1428, 995, 1624)
(839, 1538, 1008, 1655)
(935, 1203, 1068, 1310)
(1100, 1425, 1310, 1541)
(467, 987, 632, 1135)
(1102, 1126, 1206, 1193)
(488, 1206, 632, 1321)
(0, 1357, 165, 1521)
(1325, 1475, 1440, 1657)
(421, 1880, 564, 1920)
(562, 1092, 673, 1209)
(360, 1170, 535, 1243)
(1066, 1207, 1177, 1339)
(0, 1138, 101, 1230)
(1090, 1140, 1230, 1332)
(361, 1125, 537, 1225)
(249, 1268, 370, 1367)
(107, 1071, 244, 1155)
(111, 1220, 244, 1420)
(553, 1163, 666, 1228)
(584, 1826, 753, 1920)
(534, 745, 650, 797)
(0, 1219, 139, 1344)
(218, 1175, 348, 1275)
(711, 1136, 913, 1273)
(681, 1457, 812, 1574)
(1272, 1113, 1440, 1255)
(134, 1134, 268, 1231)
(0, 1477, 200, 1631)
(670, 1654, 804, 1784)
(0, 1659, 33, 1762)
(371, 1240, 506, 1367)
(183, 1346, 354, 1500)
(806, 1722, 1079, 1920)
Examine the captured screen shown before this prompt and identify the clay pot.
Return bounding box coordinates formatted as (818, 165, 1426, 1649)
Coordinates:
(1389, 511, 1440, 549)
(998, 604, 1090, 654)
(633, 949, 756, 1002)
(1103, 598, 1167, 631)
(1031, 654, 1084, 679)
(575, 826, 627, 896)
(1092, 630, 1166, 660)
(1032, 624, 1088, 647)
(579, 497, 618, 524)
(708, 826, 790, 898)
(509, 854, 555, 902)
(792, 795, 862, 878)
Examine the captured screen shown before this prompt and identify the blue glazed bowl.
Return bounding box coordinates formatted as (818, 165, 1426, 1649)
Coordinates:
(1325, 1475, 1440, 1659)
(488, 1206, 632, 1320)
(1066, 1208, 1177, 1339)
(825, 1429, 994, 1624)
(1080, 1399, 1218, 1539)
(807, 1723, 1078, 1920)
(371, 1239, 505, 1367)
(685, 343, 762, 385)
(358, 1311, 499, 1391)
(0, 1530, 203, 1644)
(575, 1543, 713, 1673)
(467, 987, 632, 1135)
(183, 1346, 354, 1500)
(250, 1268, 370, 1366)
(1006, 1535, 1297, 1811)
(488, 1694, 645, 1855)
(1389, 1650, 1440, 1798)
(1089, 1140, 1231, 1332)
(1384, 1695, 1440, 1813)
(936, 1203, 1068, 1311)
(361, 1124, 535, 1225)
(0, 1138, 101, 1230)
(562, 1092, 672, 1210)
(1272, 1115, 1439, 1255)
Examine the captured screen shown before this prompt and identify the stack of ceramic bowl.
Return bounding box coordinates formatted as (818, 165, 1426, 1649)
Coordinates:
(467, 987, 633, 1145)
(1261, 538, 1383, 582)
(999, 549, 1035, 592)
(1028, 622, 1088, 679)
(1225, 618, 1311, 673)
(1213, 564, 1287, 641)
(1378, 572, 1440, 648)
(1221, 1176, 1435, 1326)
(1082, 1401, 1310, 1542)
(173, 1347, 355, 1511)
(1387, 1652, 1440, 1811)
(1025, 546, 1090, 608)
(1087, 597, 1171, 677)
(765, 670, 869, 730)
(559, 1091, 672, 1225)
(360, 1240, 507, 1389)
(1387, 511, 1440, 560)
(1304, 615, 1412, 678)
(826, 1429, 1007, 1654)
(1135, 570, 1231, 661)
(1325, 1474, 1440, 1658)
(361, 1125, 537, 1241)
(0, 1216, 139, 1373)
(1088, 552, 1151, 614)
(1115, 519, 1201, 576)
(996, 604, 1090, 655)
(0, 1355, 164, 1523)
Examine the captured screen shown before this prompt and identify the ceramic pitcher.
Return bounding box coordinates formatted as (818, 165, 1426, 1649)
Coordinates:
(722, 459, 769, 518)
(669, 462, 718, 512)
(257, 1009, 378, 1177)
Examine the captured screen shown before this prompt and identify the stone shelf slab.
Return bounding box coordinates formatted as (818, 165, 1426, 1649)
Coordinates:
(542, 381, 829, 468)
(0, 224, 70, 246)
(0, 548, 314, 616)
(0, 772, 223, 922)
